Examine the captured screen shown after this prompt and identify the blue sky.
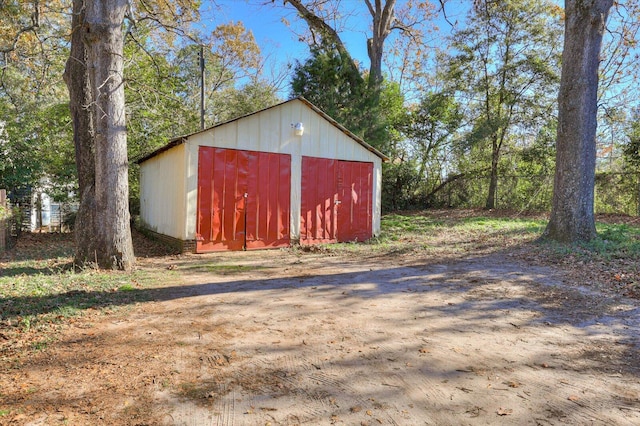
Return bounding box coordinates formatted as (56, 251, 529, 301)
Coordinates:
(198, 0, 368, 71)
(196, 0, 471, 89)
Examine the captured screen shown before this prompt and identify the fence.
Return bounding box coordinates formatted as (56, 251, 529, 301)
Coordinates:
(0, 189, 21, 253)
(1, 189, 5, 252)
(383, 172, 640, 216)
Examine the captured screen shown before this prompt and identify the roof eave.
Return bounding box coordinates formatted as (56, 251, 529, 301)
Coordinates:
(136, 97, 390, 164)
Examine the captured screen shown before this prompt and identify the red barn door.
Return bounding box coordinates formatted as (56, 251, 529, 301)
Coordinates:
(300, 157, 338, 244)
(337, 160, 373, 242)
(301, 157, 373, 245)
(196, 147, 291, 252)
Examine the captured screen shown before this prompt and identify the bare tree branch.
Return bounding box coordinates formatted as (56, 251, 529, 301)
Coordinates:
(0, 0, 40, 54)
(277, 0, 363, 87)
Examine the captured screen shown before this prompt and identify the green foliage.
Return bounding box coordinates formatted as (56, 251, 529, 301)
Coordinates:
(623, 108, 640, 169)
(0, 102, 75, 199)
(290, 44, 363, 124)
(381, 159, 421, 211)
(595, 172, 639, 215)
(125, 35, 197, 157)
(388, 91, 463, 210)
(444, 0, 562, 209)
(290, 42, 394, 149)
(210, 78, 281, 123)
(0, 2, 71, 197)
(0, 205, 10, 221)
(543, 221, 640, 261)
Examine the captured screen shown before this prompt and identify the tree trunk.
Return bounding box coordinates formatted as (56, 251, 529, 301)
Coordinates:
(64, 0, 99, 265)
(544, 0, 613, 243)
(284, 0, 397, 89)
(76, 0, 134, 270)
(485, 136, 499, 209)
(283, 0, 363, 90)
(366, 0, 396, 88)
(637, 174, 640, 216)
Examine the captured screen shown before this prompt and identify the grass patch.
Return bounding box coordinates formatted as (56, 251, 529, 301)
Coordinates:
(381, 213, 545, 241)
(118, 283, 136, 291)
(0, 268, 177, 330)
(315, 212, 548, 257)
(540, 222, 640, 262)
(0, 254, 182, 360)
(590, 223, 640, 257)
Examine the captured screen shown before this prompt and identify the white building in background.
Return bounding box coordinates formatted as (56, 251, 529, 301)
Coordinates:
(29, 180, 77, 232)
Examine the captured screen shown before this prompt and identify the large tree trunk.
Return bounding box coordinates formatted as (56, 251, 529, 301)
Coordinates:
(64, 0, 99, 265)
(365, 0, 396, 88)
(544, 0, 613, 243)
(283, 0, 363, 90)
(283, 0, 397, 89)
(69, 0, 134, 270)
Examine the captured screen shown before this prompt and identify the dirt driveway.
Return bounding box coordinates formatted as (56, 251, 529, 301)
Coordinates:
(3, 248, 640, 425)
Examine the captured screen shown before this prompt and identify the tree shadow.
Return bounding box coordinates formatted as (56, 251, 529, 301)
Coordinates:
(4, 248, 639, 424)
(0, 228, 179, 277)
(3, 251, 639, 352)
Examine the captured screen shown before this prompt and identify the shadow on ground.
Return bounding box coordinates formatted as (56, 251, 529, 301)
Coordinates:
(3, 247, 640, 425)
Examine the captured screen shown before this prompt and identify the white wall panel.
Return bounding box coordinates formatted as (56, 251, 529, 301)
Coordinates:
(139, 144, 186, 239)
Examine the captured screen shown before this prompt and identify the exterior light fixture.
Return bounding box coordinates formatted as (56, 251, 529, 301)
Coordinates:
(293, 122, 304, 136)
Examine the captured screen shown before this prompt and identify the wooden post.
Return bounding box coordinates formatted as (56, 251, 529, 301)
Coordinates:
(0, 189, 6, 252)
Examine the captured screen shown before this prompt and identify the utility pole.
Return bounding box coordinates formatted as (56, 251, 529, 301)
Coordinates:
(200, 44, 205, 130)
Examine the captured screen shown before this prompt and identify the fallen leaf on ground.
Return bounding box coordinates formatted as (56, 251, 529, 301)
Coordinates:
(497, 408, 513, 416)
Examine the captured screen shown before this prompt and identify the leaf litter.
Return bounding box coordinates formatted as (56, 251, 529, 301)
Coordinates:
(1, 210, 639, 424)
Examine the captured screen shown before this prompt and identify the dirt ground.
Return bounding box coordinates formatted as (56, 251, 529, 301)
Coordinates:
(3, 245, 640, 425)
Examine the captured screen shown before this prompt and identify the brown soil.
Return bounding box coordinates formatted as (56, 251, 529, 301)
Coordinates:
(2, 223, 640, 425)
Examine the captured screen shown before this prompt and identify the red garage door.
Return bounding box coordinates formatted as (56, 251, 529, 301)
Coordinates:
(197, 147, 291, 252)
(301, 157, 373, 245)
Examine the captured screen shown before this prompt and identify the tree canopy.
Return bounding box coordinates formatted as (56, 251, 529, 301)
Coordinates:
(2, 0, 640, 262)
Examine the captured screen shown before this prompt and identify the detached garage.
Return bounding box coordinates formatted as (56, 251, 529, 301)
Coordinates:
(138, 97, 387, 253)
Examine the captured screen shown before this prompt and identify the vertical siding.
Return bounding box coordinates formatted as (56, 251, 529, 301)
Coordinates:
(185, 139, 202, 240)
(283, 103, 302, 239)
(149, 99, 382, 241)
(140, 143, 186, 239)
(373, 164, 382, 236)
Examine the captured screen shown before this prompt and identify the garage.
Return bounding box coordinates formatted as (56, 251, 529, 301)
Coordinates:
(137, 97, 387, 253)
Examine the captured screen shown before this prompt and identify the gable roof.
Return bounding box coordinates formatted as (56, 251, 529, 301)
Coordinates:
(136, 97, 389, 164)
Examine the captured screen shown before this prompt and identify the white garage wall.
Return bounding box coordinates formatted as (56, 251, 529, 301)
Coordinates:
(139, 143, 187, 239)
(141, 99, 383, 244)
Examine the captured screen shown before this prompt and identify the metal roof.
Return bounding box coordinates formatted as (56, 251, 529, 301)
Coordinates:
(136, 97, 389, 164)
